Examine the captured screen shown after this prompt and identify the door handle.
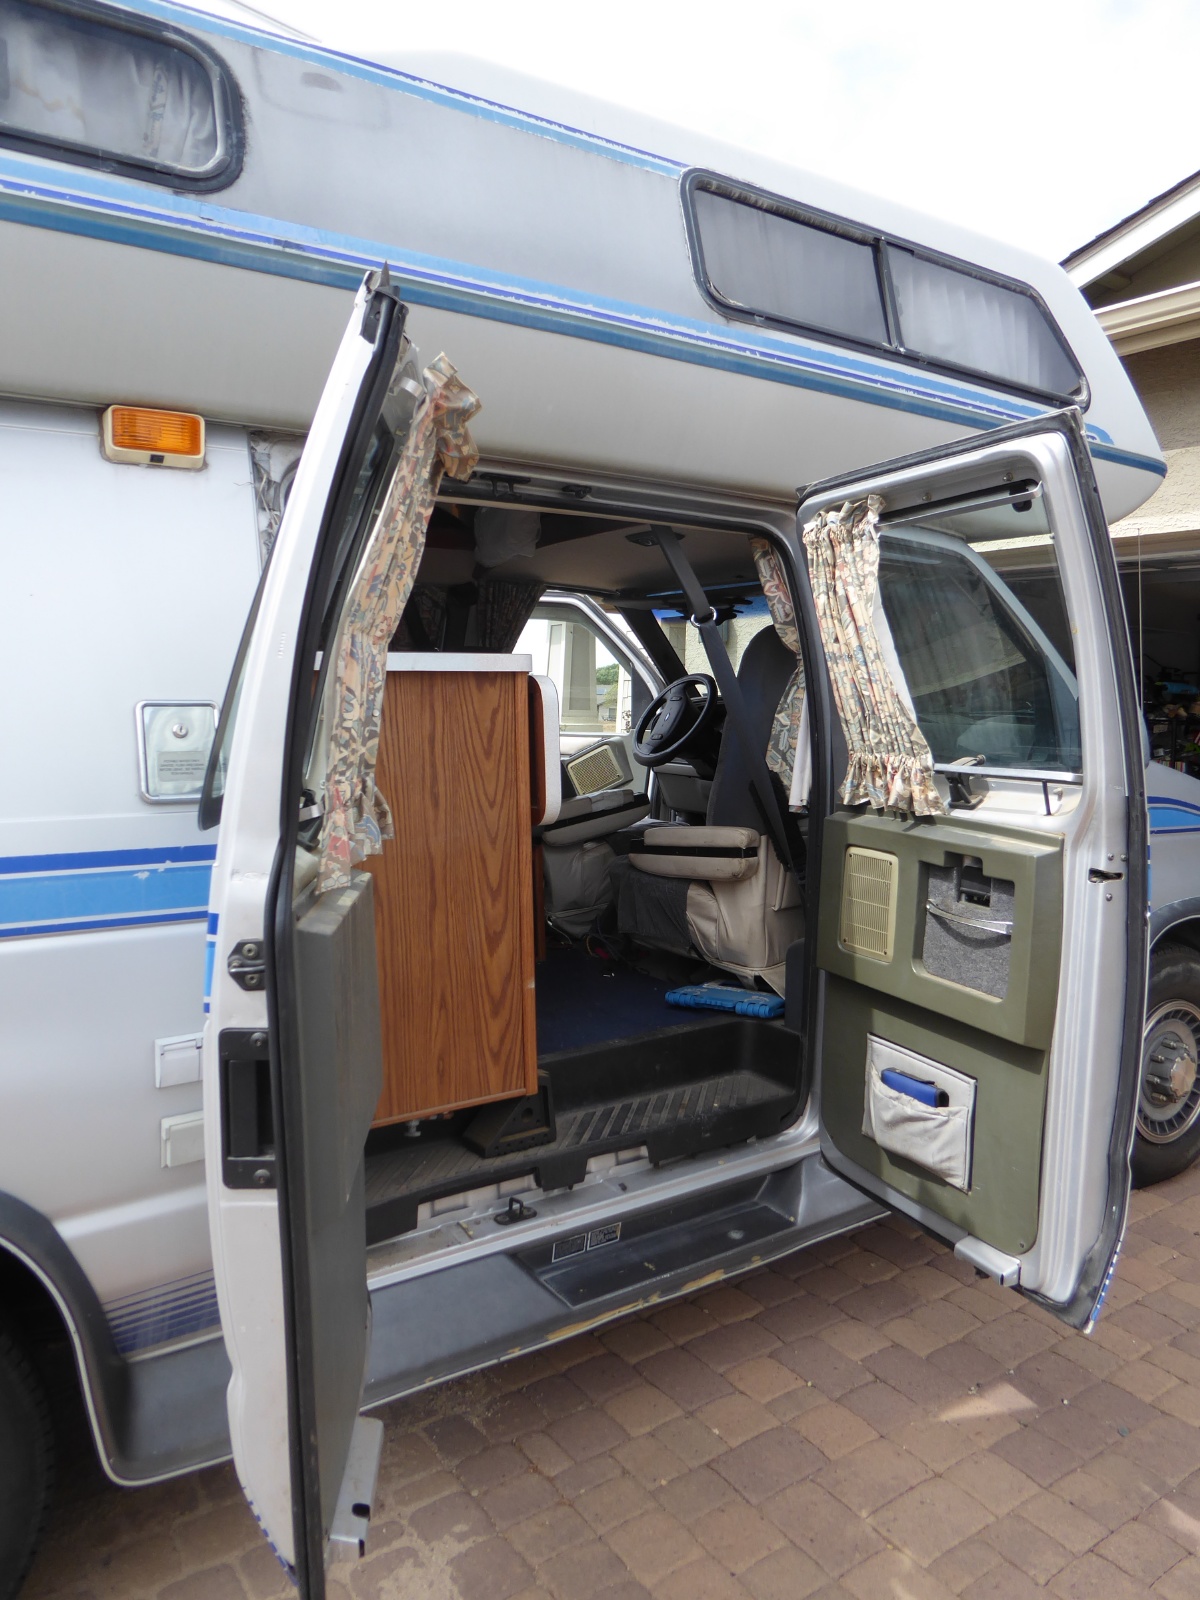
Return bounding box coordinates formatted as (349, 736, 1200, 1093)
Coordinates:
(926, 902, 1013, 937)
(218, 1029, 275, 1188)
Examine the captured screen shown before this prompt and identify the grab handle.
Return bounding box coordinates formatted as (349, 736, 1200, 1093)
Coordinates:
(926, 901, 1012, 937)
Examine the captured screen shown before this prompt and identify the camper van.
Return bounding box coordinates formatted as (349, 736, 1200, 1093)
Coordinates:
(0, 0, 1197, 1593)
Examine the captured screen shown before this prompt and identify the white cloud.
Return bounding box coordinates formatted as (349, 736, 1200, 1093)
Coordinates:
(252, 0, 1199, 261)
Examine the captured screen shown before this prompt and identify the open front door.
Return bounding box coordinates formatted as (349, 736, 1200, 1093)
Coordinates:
(200, 273, 428, 1593)
(802, 411, 1148, 1330)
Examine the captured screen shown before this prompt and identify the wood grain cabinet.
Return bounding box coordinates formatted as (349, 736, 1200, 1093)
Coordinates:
(367, 654, 539, 1125)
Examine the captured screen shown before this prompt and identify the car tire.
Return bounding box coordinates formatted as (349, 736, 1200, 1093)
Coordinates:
(1133, 943, 1200, 1187)
(0, 1326, 54, 1600)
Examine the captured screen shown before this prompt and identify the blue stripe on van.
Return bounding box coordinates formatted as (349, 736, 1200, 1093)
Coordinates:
(1149, 796, 1200, 835)
(0, 844, 216, 874)
(0, 846, 215, 939)
(0, 163, 1163, 473)
(0, 910, 210, 940)
(203, 913, 218, 1015)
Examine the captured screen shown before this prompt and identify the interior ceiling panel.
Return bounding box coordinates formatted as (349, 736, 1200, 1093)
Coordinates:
(418, 504, 757, 595)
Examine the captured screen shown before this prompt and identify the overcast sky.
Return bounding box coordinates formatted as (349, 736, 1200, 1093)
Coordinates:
(246, 0, 1198, 267)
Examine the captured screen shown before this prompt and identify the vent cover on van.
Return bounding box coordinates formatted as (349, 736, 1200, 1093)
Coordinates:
(566, 743, 629, 796)
(839, 847, 899, 962)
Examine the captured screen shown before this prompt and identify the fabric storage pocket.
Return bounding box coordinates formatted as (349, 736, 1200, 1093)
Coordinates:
(861, 1035, 977, 1191)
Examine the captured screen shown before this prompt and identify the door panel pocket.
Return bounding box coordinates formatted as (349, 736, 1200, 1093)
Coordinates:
(862, 1035, 976, 1191)
(922, 856, 1015, 1000)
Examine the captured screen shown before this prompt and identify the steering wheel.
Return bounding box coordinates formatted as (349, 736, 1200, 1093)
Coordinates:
(633, 674, 719, 767)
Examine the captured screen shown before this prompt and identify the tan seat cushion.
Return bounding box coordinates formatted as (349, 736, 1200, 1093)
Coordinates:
(628, 825, 760, 882)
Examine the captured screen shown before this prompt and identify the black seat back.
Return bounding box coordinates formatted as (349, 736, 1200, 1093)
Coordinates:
(706, 625, 796, 833)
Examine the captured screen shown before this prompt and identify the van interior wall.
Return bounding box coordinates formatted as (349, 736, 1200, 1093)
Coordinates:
(349, 502, 809, 1244)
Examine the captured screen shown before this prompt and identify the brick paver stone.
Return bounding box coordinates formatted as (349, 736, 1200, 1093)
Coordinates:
(21, 1169, 1200, 1600)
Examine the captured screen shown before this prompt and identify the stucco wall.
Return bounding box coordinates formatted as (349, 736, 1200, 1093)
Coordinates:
(1123, 339, 1200, 450)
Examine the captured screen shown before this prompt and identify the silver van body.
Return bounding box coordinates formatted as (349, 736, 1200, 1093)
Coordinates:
(0, 2, 1194, 1589)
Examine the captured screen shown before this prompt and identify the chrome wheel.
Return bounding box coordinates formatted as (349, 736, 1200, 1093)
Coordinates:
(1139, 1000, 1200, 1145)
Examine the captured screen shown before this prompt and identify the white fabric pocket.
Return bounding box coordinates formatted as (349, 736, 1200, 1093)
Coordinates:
(861, 1036, 976, 1191)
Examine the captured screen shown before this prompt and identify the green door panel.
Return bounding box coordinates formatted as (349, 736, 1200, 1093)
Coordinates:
(818, 810, 1064, 1256)
(818, 813, 1063, 1050)
(822, 975, 1046, 1255)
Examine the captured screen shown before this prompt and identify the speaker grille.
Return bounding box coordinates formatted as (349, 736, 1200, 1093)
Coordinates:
(840, 847, 898, 962)
(566, 743, 627, 796)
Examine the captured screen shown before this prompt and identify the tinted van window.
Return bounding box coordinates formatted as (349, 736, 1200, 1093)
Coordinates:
(877, 508, 1081, 773)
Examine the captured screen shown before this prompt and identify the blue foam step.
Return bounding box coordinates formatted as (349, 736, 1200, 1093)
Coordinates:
(665, 984, 785, 1020)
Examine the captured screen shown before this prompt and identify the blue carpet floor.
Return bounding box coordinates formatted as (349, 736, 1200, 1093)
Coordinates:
(535, 943, 700, 1055)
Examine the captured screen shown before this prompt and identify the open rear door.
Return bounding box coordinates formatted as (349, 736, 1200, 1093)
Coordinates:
(801, 411, 1148, 1329)
(200, 272, 418, 1593)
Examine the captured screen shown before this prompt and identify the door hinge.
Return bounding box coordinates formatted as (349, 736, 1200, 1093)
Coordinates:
(227, 939, 266, 990)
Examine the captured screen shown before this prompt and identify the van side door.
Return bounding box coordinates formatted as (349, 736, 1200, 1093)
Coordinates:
(802, 412, 1147, 1329)
(200, 272, 418, 1595)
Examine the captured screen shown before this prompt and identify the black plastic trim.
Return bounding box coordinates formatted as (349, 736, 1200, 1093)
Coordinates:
(0, 1190, 232, 1485)
(681, 169, 1089, 412)
(616, 606, 687, 685)
(219, 1028, 276, 1189)
(0, 1190, 127, 1474)
(1150, 897, 1200, 948)
(632, 842, 757, 859)
(0, 0, 245, 192)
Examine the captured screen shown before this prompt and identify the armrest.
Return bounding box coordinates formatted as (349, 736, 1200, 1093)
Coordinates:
(538, 790, 650, 846)
(628, 825, 761, 882)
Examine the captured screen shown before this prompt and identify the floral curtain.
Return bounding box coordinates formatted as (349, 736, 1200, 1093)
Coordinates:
(749, 537, 809, 810)
(801, 495, 945, 817)
(476, 578, 545, 653)
(315, 354, 481, 892)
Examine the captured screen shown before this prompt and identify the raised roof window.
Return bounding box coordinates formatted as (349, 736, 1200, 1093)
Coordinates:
(691, 187, 887, 347)
(685, 175, 1083, 404)
(0, 0, 241, 188)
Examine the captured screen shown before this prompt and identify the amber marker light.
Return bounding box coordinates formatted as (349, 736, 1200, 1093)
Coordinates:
(101, 405, 206, 470)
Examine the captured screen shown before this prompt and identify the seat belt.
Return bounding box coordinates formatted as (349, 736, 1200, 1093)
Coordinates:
(650, 526, 801, 878)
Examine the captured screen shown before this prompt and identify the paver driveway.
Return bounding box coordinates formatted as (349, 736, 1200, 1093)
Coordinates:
(24, 1163, 1200, 1600)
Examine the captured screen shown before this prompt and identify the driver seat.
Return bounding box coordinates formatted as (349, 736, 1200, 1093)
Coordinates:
(614, 626, 804, 994)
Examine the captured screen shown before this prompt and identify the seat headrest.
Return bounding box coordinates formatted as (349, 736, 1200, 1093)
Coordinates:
(737, 621, 794, 694)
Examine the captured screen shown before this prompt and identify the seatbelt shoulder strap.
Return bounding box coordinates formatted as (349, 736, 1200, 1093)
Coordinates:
(650, 526, 799, 876)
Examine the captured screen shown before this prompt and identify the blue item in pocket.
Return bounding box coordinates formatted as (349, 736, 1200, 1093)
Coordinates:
(880, 1068, 949, 1108)
(666, 985, 785, 1019)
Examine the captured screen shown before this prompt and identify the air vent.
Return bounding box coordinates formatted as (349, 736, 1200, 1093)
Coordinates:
(566, 742, 629, 796)
(840, 847, 899, 962)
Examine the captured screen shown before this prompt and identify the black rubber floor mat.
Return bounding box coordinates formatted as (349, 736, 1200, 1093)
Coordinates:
(365, 1018, 801, 1244)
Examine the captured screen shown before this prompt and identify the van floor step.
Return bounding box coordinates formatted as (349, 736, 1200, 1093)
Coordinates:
(364, 1019, 801, 1244)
